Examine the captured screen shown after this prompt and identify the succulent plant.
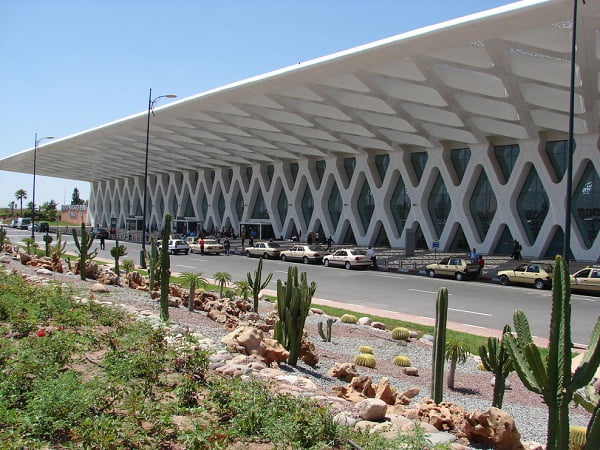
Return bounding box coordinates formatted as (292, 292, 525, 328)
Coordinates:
(354, 353, 376, 368)
(569, 426, 587, 450)
(358, 345, 373, 354)
(340, 314, 358, 324)
(318, 318, 335, 342)
(393, 355, 411, 367)
(431, 287, 448, 403)
(391, 327, 410, 341)
(476, 362, 489, 371)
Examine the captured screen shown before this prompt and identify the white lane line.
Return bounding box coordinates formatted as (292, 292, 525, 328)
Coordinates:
(175, 265, 196, 269)
(449, 307, 492, 317)
(409, 288, 452, 295)
(275, 270, 288, 274)
(373, 274, 406, 279)
(190, 258, 207, 262)
(572, 296, 598, 303)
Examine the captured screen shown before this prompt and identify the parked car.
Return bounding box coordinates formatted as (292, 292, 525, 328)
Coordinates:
(425, 257, 480, 281)
(188, 238, 224, 255)
(27, 222, 50, 232)
(280, 245, 327, 264)
(16, 218, 31, 230)
(570, 266, 600, 294)
(245, 241, 282, 259)
(496, 261, 554, 289)
(92, 228, 109, 239)
(322, 248, 372, 270)
(159, 239, 190, 255)
(9, 219, 18, 228)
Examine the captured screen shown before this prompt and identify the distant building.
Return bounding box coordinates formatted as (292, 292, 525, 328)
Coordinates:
(60, 205, 89, 226)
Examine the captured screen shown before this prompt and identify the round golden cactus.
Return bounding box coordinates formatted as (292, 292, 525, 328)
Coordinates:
(354, 353, 377, 368)
(391, 327, 410, 341)
(393, 355, 412, 367)
(358, 345, 373, 354)
(340, 314, 358, 324)
(569, 426, 587, 450)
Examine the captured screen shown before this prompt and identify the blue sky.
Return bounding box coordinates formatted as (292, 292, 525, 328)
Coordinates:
(0, 0, 516, 209)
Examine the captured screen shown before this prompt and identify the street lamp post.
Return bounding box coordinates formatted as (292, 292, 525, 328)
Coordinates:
(140, 88, 177, 268)
(32, 133, 54, 240)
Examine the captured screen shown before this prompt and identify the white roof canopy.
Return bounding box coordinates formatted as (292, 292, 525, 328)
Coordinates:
(1, 0, 598, 182)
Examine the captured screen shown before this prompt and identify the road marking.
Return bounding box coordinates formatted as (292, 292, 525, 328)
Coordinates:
(190, 258, 207, 262)
(373, 274, 406, 279)
(275, 270, 288, 274)
(175, 264, 196, 269)
(572, 296, 598, 303)
(465, 324, 486, 329)
(409, 288, 452, 295)
(449, 307, 492, 317)
(418, 316, 434, 321)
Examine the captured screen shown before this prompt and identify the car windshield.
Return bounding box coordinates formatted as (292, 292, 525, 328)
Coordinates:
(268, 243, 281, 248)
(350, 250, 367, 256)
(308, 245, 325, 251)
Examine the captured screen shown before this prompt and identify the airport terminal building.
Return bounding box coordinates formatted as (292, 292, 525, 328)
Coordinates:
(1, 0, 599, 261)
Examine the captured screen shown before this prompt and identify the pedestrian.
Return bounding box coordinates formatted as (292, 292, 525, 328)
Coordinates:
(224, 238, 231, 256)
(477, 255, 485, 278)
(367, 246, 378, 270)
(200, 238, 205, 255)
(513, 240, 522, 260)
(470, 247, 478, 263)
(248, 236, 254, 247)
(326, 236, 333, 251)
(99, 234, 105, 250)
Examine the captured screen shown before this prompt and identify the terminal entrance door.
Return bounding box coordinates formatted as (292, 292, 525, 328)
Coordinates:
(239, 222, 275, 241)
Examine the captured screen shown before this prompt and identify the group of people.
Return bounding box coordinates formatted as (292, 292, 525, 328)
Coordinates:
(470, 248, 486, 277)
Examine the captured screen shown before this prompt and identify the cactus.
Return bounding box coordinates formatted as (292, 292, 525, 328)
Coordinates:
(0, 226, 6, 252)
(42, 233, 53, 257)
(431, 287, 448, 403)
(479, 324, 513, 408)
(393, 355, 412, 367)
(445, 338, 470, 389)
(570, 426, 587, 450)
(273, 266, 316, 366)
(180, 272, 208, 312)
(354, 353, 376, 368)
(318, 318, 335, 342)
(391, 327, 410, 341)
(22, 237, 36, 256)
(72, 223, 97, 280)
(159, 215, 172, 322)
(358, 345, 373, 354)
(476, 362, 488, 371)
(503, 255, 600, 450)
(340, 314, 358, 324)
(147, 237, 160, 291)
(50, 231, 67, 258)
(247, 258, 273, 313)
(110, 240, 127, 274)
(120, 259, 135, 275)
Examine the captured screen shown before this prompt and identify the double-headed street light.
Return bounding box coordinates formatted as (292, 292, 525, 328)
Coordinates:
(32, 133, 54, 239)
(140, 88, 177, 268)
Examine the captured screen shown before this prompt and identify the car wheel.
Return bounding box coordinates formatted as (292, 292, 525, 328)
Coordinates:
(455, 272, 464, 281)
(427, 270, 436, 278)
(263, 253, 269, 259)
(534, 279, 545, 290)
(281, 254, 287, 261)
(345, 261, 351, 270)
(324, 259, 330, 267)
(246, 250, 251, 257)
(303, 256, 309, 264)
(499, 275, 509, 286)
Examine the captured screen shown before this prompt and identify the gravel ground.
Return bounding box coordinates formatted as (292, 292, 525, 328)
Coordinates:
(4, 257, 593, 446)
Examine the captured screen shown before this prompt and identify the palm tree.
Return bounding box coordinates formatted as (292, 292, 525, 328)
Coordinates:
(8, 201, 16, 218)
(445, 338, 470, 389)
(234, 280, 251, 301)
(213, 271, 232, 298)
(15, 190, 27, 216)
(180, 272, 208, 312)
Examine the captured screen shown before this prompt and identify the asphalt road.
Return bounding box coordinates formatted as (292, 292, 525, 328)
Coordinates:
(7, 229, 599, 345)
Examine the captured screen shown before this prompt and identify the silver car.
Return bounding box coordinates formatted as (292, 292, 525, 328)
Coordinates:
(322, 248, 372, 270)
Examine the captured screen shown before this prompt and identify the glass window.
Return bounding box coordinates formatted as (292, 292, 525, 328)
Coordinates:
(357, 179, 375, 231)
(546, 140, 570, 181)
(216, 191, 225, 223)
(517, 167, 549, 244)
(572, 162, 600, 249)
(235, 191, 243, 221)
(375, 154, 390, 182)
(315, 160, 326, 183)
(344, 158, 356, 183)
(290, 162, 299, 185)
(301, 185, 313, 227)
(251, 190, 269, 219)
(451, 148, 471, 182)
(411, 152, 428, 183)
(469, 170, 497, 242)
(245, 167, 253, 184)
(390, 175, 411, 237)
(328, 182, 342, 229)
(267, 165, 274, 183)
(427, 174, 450, 239)
(277, 190, 287, 224)
(494, 144, 520, 183)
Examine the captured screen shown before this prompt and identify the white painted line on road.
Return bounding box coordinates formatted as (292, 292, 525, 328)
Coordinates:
(373, 274, 406, 279)
(449, 307, 492, 317)
(175, 265, 196, 269)
(409, 289, 437, 294)
(275, 270, 288, 274)
(572, 296, 598, 303)
(190, 258, 207, 262)
(464, 324, 486, 329)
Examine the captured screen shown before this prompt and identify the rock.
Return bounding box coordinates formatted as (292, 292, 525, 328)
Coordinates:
(19, 252, 32, 265)
(310, 307, 324, 315)
(403, 367, 419, 376)
(422, 334, 434, 343)
(464, 407, 525, 450)
(350, 375, 376, 398)
(333, 412, 359, 427)
(400, 387, 420, 399)
(0, 255, 12, 263)
(426, 431, 457, 445)
(358, 316, 372, 326)
(374, 377, 396, 405)
(35, 268, 54, 275)
(91, 283, 110, 293)
(357, 398, 387, 421)
(327, 363, 359, 382)
(300, 336, 319, 366)
(371, 321, 386, 330)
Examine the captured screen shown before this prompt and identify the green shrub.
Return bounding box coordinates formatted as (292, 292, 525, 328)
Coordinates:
(354, 353, 377, 368)
(340, 314, 358, 324)
(393, 355, 411, 367)
(391, 326, 410, 341)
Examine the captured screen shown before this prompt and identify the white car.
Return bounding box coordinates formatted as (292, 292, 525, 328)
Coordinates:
(280, 245, 327, 264)
(322, 248, 372, 270)
(245, 242, 282, 259)
(159, 239, 190, 255)
(188, 238, 224, 255)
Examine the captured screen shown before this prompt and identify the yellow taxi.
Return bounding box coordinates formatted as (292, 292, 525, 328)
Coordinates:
(570, 266, 600, 294)
(497, 262, 553, 290)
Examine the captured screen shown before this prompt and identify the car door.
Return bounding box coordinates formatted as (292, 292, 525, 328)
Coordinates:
(512, 264, 528, 283)
(332, 250, 347, 266)
(590, 269, 600, 292)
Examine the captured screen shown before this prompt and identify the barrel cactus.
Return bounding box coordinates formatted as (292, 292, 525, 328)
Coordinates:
(358, 345, 373, 354)
(569, 426, 587, 450)
(354, 353, 376, 368)
(393, 355, 412, 367)
(340, 314, 358, 324)
(391, 327, 410, 341)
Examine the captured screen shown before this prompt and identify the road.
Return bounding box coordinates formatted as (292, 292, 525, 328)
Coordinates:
(7, 229, 599, 344)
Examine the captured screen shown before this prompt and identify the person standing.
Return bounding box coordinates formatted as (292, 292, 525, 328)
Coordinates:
(470, 247, 478, 263)
(99, 234, 106, 250)
(200, 237, 205, 255)
(326, 236, 333, 251)
(477, 255, 485, 278)
(367, 246, 378, 270)
(224, 238, 231, 256)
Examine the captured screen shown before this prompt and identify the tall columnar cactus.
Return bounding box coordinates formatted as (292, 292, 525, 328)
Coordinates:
(0, 226, 7, 252)
(431, 287, 448, 404)
(72, 223, 97, 280)
(504, 255, 600, 450)
(110, 240, 127, 274)
(42, 233, 53, 257)
(147, 237, 160, 291)
(273, 266, 316, 366)
(247, 257, 273, 313)
(479, 324, 513, 409)
(159, 215, 172, 322)
(318, 318, 335, 342)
